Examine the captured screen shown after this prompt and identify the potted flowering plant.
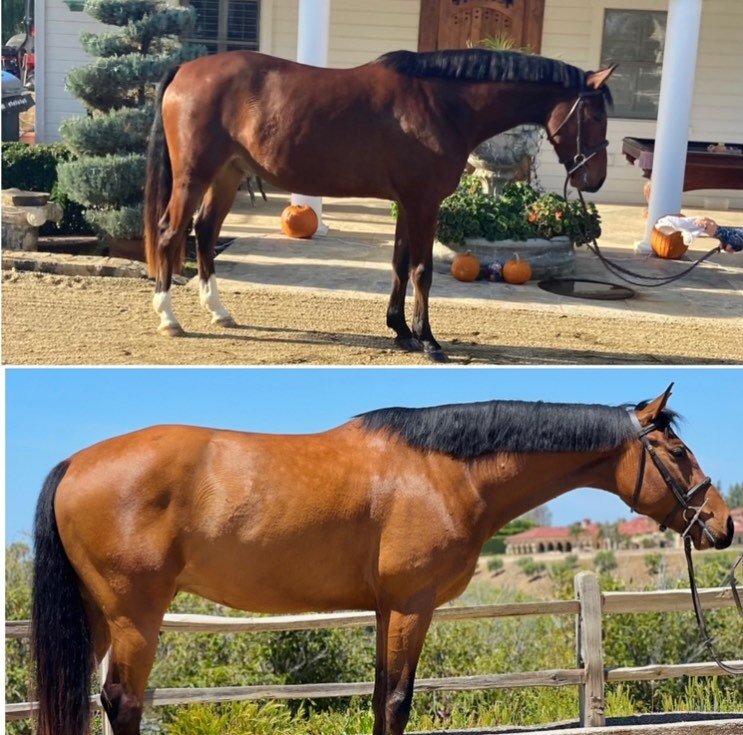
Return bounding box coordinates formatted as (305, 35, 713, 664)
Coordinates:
(431, 177, 601, 279)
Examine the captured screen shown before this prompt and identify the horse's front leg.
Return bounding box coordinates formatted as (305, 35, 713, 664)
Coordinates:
(407, 202, 447, 362)
(387, 205, 420, 352)
(373, 599, 434, 735)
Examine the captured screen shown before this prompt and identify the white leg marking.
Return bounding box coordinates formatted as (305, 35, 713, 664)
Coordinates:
(153, 289, 181, 332)
(199, 275, 232, 324)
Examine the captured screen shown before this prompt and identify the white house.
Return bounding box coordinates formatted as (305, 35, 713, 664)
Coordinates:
(35, 0, 743, 211)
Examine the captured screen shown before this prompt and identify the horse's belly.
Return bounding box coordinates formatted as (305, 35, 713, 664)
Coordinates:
(175, 536, 376, 614)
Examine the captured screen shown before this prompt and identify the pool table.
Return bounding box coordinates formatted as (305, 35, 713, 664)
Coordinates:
(622, 137, 743, 192)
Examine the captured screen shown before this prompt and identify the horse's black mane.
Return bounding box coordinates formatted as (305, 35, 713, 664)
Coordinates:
(357, 399, 642, 459)
(376, 49, 588, 89)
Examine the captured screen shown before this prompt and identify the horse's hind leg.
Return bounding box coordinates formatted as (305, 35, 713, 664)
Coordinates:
(386, 205, 420, 352)
(99, 587, 174, 735)
(193, 161, 244, 327)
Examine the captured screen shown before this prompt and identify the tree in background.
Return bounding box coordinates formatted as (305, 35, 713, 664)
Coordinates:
(524, 503, 552, 527)
(57, 0, 204, 242)
(2, 0, 26, 39)
(724, 481, 743, 509)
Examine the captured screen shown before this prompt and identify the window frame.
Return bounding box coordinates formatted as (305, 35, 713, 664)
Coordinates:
(184, 0, 266, 55)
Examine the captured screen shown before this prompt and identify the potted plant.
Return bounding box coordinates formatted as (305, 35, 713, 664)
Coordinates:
(431, 177, 601, 279)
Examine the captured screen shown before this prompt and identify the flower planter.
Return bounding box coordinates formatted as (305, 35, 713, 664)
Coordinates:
(433, 236, 574, 280)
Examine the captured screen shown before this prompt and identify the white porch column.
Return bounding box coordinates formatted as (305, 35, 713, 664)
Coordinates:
(638, 0, 703, 253)
(291, 0, 331, 235)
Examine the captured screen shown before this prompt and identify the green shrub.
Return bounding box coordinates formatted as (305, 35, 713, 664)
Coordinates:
(487, 557, 504, 573)
(433, 177, 602, 247)
(482, 518, 536, 555)
(57, 0, 206, 240)
(644, 552, 664, 577)
(594, 550, 617, 574)
(0, 142, 93, 236)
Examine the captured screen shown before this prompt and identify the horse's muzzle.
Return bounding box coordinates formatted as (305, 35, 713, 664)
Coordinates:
(714, 516, 735, 550)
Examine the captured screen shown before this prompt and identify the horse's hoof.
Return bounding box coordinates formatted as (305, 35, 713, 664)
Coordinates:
(395, 336, 423, 352)
(425, 348, 449, 363)
(213, 315, 237, 328)
(158, 324, 185, 338)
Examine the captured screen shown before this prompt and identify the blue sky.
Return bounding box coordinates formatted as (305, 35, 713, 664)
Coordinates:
(5, 367, 741, 543)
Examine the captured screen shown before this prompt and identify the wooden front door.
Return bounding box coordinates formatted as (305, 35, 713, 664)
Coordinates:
(419, 0, 545, 53)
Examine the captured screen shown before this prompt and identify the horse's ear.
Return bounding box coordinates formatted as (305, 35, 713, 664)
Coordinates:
(635, 383, 674, 426)
(586, 64, 618, 89)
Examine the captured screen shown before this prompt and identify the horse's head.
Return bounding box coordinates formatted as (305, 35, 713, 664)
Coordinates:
(546, 66, 616, 193)
(619, 384, 734, 551)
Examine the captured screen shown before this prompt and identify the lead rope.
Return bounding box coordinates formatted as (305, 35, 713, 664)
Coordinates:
(683, 536, 743, 675)
(566, 179, 721, 288)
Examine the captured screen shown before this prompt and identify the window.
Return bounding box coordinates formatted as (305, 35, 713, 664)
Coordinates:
(600, 9, 666, 119)
(188, 0, 260, 54)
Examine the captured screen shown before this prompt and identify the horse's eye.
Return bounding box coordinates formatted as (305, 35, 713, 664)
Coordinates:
(670, 446, 687, 459)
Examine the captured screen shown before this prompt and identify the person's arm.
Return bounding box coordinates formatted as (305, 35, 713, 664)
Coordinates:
(713, 225, 743, 252)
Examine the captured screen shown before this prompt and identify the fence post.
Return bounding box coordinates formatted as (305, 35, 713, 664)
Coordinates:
(574, 571, 605, 728)
(100, 650, 113, 735)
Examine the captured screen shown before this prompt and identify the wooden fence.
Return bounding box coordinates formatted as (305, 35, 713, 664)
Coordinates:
(5, 572, 742, 730)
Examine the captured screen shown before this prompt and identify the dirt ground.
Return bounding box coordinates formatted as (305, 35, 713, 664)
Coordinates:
(3, 270, 742, 365)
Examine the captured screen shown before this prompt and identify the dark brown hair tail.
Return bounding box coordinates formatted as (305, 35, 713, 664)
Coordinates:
(144, 66, 181, 278)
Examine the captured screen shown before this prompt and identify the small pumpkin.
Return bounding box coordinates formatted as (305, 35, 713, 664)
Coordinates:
(451, 252, 480, 282)
(650, 227, 688, 260)
(502, 257, 532, 284)
(281, 205, 318, 239)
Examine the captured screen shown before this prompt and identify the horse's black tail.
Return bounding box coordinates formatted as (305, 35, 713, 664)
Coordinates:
(144, 65, 181, 278)
(32, 460, 93, 735)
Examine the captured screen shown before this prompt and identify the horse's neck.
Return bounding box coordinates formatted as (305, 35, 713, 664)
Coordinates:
(472, 449, 625, 536)
(456, 82, 569, 150)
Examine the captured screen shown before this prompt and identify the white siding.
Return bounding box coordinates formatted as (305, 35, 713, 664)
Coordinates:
(539, 0, 743, 207)
(38, 0, 107, 142)
(265, 0, 420, 66)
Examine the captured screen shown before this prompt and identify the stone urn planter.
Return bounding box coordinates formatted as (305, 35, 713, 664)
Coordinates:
(1, 189, 63, 251)
(433, 235, 574, 280)
(468, 125, 542, 195)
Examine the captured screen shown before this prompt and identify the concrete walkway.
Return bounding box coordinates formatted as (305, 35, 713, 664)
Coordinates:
(205, 191, 743, 324)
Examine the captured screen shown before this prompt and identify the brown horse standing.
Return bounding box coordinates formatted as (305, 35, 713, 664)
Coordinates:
(32, 386, 734, 735)
(143, 49, 615, 359)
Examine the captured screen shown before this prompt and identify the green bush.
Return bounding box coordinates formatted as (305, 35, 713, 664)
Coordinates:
(57, 154, 146, 208)
(433, 176, 601, 247)
(644, 553, 664, 576)
(0, 142, 93, 236)
(487, 557, 504, 573)
(482, 518, 536, 555)
(57, 0, 205, 240)
(594, 550, 617, 574)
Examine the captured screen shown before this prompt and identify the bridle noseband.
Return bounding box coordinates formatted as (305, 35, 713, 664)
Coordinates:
(627, 412, 715, 546)
(549, 89, 609, 178)
(628, 411, 743, 675)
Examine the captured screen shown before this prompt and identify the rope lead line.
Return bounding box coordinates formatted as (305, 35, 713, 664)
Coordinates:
(566, 177, 720, 288)
(684, 536, 743, 676)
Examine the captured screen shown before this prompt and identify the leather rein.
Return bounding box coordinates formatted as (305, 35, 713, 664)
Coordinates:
(551, 90, 721, 287)
(628, 413, 743, 675)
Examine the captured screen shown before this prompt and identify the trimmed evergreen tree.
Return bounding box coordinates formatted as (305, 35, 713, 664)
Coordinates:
(57, 0, 205, 241)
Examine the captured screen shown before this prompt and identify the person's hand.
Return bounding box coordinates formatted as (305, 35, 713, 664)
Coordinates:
(693, 217, 718, 236)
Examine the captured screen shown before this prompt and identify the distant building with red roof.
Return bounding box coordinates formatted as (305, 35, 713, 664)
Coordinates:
(504, 519, 603, 555)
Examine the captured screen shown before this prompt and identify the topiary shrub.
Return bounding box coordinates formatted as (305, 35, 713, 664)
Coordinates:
(1, 142, 93, 236)
(57, 0, 205, 241)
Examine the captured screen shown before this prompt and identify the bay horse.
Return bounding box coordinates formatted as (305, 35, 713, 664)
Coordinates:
(32, 385, 734, 735)
(143, 49, 616, 360)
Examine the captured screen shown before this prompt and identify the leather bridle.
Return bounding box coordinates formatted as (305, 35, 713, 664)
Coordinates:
(628, 410, 743, 675)
(627, 412, 715, 546)
(548, 89, 609, 178)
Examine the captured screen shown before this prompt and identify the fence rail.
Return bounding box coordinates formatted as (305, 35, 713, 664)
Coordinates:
(5, 575, 741, 727)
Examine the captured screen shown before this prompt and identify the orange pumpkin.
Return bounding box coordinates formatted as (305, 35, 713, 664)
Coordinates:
(451, 252, 480, 282)
(281, 205, 318, 239)
(650, 227, 688, 260)
(502, 257, 532, 284)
